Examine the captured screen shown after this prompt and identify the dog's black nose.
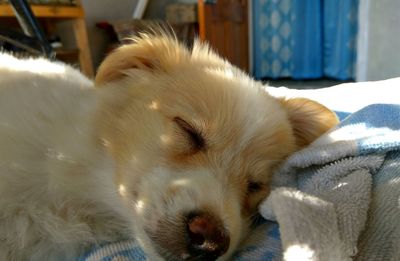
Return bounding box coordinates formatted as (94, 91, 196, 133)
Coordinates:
(185, 211, 230, 260)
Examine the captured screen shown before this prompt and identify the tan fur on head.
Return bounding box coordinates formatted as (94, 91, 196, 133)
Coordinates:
(0, 34, 338, 260)
(95, 33, 230, 86)
(96, 34, 183, 85)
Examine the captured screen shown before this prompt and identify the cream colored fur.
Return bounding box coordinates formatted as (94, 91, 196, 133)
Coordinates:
(0, 35, 338, 261)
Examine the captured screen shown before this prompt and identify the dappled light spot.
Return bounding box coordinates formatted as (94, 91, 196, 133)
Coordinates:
(284, 243, 315, 261)
(119, 184, 127, 197)
(148, 101, 159, 110)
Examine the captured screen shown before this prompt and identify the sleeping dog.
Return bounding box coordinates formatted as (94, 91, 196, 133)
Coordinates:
(0, 34, 338, 260)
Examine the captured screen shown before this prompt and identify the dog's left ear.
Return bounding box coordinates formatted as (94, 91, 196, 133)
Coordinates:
(279, 97, 339, 147)
(95, 36, 188, 85)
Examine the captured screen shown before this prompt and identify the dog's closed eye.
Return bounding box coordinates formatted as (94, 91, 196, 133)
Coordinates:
(247, 180, 264, 194)
(173, 117, 206, 153)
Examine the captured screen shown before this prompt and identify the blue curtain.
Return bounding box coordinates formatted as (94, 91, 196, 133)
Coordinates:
(252, 0, 358, 80)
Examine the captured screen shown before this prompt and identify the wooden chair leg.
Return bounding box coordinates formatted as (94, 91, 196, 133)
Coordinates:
(73, 18, 93, 78)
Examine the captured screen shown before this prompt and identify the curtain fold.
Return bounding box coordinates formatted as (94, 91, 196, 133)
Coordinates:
(323, 0, 359, 80)
(252, 0, 359, 80)
(292, 0, 323, 79)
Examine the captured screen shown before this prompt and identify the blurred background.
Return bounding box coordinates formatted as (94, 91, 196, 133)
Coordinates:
(1, 0, 399, 88)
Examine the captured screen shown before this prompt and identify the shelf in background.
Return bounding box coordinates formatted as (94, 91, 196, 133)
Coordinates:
(0, 4, 84, 18)
(0, 2, 93, 77)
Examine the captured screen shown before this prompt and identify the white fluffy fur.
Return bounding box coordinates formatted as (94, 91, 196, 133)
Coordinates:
(0, 54, 133, 260)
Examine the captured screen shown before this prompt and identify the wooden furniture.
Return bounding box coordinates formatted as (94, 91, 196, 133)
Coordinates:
(0, 2, 94, 77)
(198, 0, 249, 72)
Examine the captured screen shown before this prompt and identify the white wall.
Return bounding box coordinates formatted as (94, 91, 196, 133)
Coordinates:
(81, 0, 137, 68)
(57, 0, 138, 71)
(80, 0, 139, 69)
(357, 0, 400, 81)
(57, 0, 186, 71)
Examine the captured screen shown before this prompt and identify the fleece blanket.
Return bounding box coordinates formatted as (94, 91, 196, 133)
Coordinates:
(256, 103, 400, 261)
(80, 103, 400, 261)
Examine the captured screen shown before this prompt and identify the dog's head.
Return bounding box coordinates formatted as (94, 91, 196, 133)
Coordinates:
(95, 34, 338, 260)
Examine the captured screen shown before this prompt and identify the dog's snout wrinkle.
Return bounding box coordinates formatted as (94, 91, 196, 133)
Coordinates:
(185, 211, 230, 261)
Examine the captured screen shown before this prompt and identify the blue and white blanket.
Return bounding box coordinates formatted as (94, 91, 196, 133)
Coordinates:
(80, 103, 400, 261)
(256, 104, 400, 261)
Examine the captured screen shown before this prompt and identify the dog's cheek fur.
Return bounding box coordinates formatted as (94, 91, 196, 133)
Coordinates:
(96, 86, 172, 193)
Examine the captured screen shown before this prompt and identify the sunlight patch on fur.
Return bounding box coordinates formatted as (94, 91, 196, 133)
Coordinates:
(171, 178, 191, 187)
(101, 138, 111, 148)
(119, 184, 127, 197)
(148, 101, 159, 110)
(160, 134, 171, 145)
(135, 200, 145, 214)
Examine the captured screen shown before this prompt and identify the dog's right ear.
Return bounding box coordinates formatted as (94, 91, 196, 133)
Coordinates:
(279, 97, 339, 147)
(95, 35, 188, 85)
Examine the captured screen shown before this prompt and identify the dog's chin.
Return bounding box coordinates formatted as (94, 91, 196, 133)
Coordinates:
(150, 242, 188, 261)
(141, 212, 233, 261)
(148, 240, 231, 261)
(143, 215, 208, 261)
(144, 220, 190, 261)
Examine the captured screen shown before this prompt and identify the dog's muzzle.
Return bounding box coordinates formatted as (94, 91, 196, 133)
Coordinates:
(185, 211, 230, 260)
